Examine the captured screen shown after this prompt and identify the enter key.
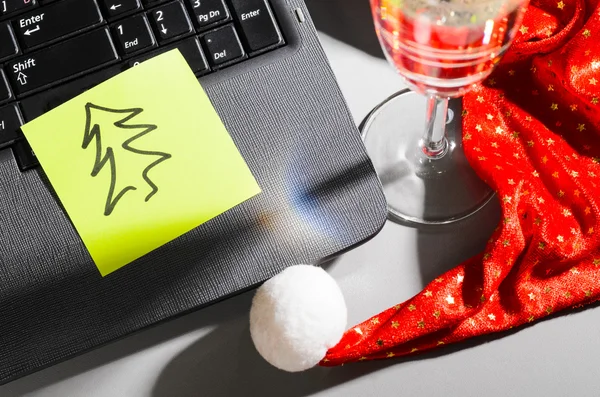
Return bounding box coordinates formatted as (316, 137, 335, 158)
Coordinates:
(229, 0, 283, 53)
(13, 0, 104, 50)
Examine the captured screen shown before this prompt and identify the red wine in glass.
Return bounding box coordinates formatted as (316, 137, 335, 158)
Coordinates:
(371, 0, 526, 96)
(361, 0, 528, 224)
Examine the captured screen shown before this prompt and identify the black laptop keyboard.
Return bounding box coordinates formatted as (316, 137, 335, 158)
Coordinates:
(0, 0, 285, 171)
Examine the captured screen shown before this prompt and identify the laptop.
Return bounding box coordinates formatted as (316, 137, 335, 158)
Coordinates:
(0, 0, 387, 384)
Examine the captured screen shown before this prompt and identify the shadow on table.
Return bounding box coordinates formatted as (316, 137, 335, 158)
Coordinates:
(149, 306, 538, 397)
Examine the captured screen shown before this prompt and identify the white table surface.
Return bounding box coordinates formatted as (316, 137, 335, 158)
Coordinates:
(3, 33, 600, 397)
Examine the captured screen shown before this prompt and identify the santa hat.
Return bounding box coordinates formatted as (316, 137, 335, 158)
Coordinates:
(249, 0, 600, 371)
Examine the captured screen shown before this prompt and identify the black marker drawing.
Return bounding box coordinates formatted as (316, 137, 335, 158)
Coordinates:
(82, 103, 172, 216)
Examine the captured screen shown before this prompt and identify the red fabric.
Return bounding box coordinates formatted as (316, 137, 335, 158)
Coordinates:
(321, 0, 600, 366)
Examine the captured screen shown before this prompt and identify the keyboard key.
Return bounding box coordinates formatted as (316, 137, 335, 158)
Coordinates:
(0, 104, 22, 148)
(187, 0, 229, 29)
(0, 70, 11, 102)
(0, 22, 19, 62)
(12, 139, 38, 170)
(5, 28, 119, 96)
(13, 0, 104, 50)
(148, 1, 192, 43)
(112, 14, 156, 55)
(201, 24, 244, 67)
(130, 37, 208, 74)
(142, 0, 168, 5)
(229, 0, 282, 53)
(100, 0, 141, 20)
(0, 0, 37, 17)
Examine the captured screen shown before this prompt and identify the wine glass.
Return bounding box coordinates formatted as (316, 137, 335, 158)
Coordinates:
(364, 0, 529, 224)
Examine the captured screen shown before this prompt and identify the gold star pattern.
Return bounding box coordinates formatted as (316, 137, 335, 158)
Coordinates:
(585, 49, 592, 56)
(488, 78, 496, 86)
(491, 142, 499, 148)
(571, 170, 579, 177)
(528, 293, 536, 300)
(585, 206, 592, 214)
(433, 310, 441, 319)
(570, 267, 580, 274)
(588, 227, 594, 234)
(512, 131, 520, 138)
(534, 217, 542, 225)
(408, 304, 416, 312)
(546, 306, 553, 314)
(476, 96, 484, 103)
(542, 156, 548, 164)
(464, 133, 472, 141)
(544, 287, 552, 293)
(570, 104, 578, 111)
(488, 313, 496, 321)
(483, 253, 491, 260)
(323, 358, 329, 362)
(495, 126, 503, 134)
(393, 304, 401, 310)
(391, 321, 400, 329)
(593, 97, 599, 105)
(594, 259, 600, 266)
(557, 235, 564, 242)
(557, 0, 565, 9)
(583, 29, 591, 38)
(417, 320, 426, 329)
(537, 197, 545, 204)
(558, 190, 565, 198)
(577, 123, 586, 132)
(519, 25, 529, 34)
(371, 317, 380, 325)
(437, 340, 445, 346)
(410, 348, 419, 353)
(503, 239, 510, 247)
(563, 209, 572, 216)
(435, 277, 444, 283)
(354, 327, 363, 335)
(552, 171, 559, 178)
(424, 290, 433, 297)
(487, 114, 494, 120)
(503, 195, 512, 203)
(564, 291, 572, 298)
(359, 356, 367, 361)
(585, 290, 592, 298)
(547, 138, 555, 145)
(376, 338, 384, 346)
(548, 84, 554, 91)
(550, 103, 558, 111)
(457, 274, 464, 283)
(539, 242, 546, 250)
(525, 116, 533, 121)
(590, 78, 598, 85)
(508, 179, 515, 185)
(446, 295, 455, 305)
(528, 315, 535, 322)
(387, 352, 395, 358)
(509, 70, 515, 76)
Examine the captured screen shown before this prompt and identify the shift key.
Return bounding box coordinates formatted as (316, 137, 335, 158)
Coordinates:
(6, 28, 118, 96)
(13, 0, 104, 50)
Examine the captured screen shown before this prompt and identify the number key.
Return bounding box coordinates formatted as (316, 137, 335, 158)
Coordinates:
(149, 1, 192, 43)
(187, 0, 229, 30)
(0, 0, 37, 17)
(112, 14, 156, 56)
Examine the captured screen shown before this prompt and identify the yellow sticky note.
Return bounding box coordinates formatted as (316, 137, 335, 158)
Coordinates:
(21, 50, 261, 276)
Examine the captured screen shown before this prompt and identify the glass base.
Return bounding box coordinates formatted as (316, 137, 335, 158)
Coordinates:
(361, 90, 495, 225)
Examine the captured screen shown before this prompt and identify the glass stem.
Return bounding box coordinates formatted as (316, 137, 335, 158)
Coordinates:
(421, 94, 449, 159)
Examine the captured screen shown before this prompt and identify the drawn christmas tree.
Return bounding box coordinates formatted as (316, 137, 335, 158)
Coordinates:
(82, 103, 172, 216)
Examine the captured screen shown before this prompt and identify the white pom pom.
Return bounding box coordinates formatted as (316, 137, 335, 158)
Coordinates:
(250, 265, 347, 372)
